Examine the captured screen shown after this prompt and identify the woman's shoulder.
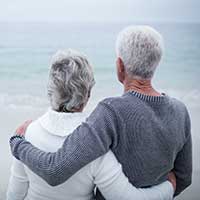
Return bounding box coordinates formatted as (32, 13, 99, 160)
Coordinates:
(25, 119, 43, 141)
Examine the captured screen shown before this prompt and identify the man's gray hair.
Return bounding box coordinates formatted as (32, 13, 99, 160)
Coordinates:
(116, 25, 164, 79)
(47, 49, 95, 112)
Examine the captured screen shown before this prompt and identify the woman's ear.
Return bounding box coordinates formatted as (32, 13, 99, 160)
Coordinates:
(116, 57, 125, 83)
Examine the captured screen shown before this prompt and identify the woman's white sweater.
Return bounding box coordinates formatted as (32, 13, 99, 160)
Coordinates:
(7, 109, 173, 200)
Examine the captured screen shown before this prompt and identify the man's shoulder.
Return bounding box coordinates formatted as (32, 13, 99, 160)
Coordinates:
(99, 94, 134, 108)
(97, 96, 130, 116)
(99, 93, 144, 114)
(169, 96, 188, 113)
(168, 96, 191, 132)
(100, 96, 124, 105)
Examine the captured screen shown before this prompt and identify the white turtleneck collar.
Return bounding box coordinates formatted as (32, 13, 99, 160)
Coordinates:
(38, 108, 88, 137)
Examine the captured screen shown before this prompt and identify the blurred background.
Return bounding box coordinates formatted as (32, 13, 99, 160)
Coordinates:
(0, 0, 199, 199)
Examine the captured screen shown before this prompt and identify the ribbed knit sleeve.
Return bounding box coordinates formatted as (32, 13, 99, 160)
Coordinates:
(9, 100, 120, 186)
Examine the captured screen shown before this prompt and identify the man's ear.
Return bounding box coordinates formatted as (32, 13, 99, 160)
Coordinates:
(116, 57, 125, 83)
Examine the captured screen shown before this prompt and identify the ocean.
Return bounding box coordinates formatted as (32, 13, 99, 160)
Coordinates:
(0, 22, 199, 199)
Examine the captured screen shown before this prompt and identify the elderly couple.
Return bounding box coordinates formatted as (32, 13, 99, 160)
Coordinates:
(7, 26, 192, 200)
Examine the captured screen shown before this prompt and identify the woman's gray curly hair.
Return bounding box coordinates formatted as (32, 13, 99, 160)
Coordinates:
(47, 49, 95, 112)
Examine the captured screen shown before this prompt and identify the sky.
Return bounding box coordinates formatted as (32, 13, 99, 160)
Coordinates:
(0, 0, 199, 23)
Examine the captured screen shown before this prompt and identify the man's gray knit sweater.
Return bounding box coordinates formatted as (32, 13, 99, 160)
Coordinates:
(10, 91, 192, 197)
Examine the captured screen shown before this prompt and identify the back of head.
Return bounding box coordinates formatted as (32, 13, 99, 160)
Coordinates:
(116, 25, 164, 80)
(47, 49, 95, 112)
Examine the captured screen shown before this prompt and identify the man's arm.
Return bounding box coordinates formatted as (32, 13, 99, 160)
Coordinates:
(173, 109, 192, 196)
(10, 101, 120, 186)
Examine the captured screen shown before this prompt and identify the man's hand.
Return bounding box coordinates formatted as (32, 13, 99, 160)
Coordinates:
(168, 171, 176, 192)
(15, 120, 32, 136)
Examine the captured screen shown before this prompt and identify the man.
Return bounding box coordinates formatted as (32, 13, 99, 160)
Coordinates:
(10, 26, 192, 198)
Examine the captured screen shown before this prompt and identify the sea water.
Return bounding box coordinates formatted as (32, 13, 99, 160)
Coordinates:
(0, 22, 199, 199)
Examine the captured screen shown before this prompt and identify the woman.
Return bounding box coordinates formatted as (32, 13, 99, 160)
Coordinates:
(7, 49, 175, 200)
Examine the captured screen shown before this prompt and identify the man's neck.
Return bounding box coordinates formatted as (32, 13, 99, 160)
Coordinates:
(124, 78, 161, 96)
